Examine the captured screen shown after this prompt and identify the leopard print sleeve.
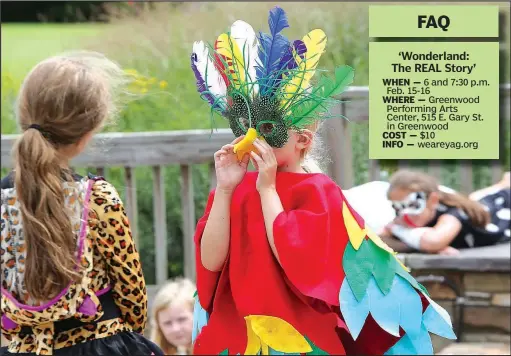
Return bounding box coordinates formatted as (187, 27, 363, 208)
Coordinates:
(88, 180, 147, 333)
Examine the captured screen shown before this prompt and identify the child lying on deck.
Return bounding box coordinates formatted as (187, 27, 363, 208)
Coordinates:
(380, 170, 510, 255)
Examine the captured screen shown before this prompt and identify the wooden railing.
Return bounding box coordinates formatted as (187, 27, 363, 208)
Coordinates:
(2, 84, 510, 289)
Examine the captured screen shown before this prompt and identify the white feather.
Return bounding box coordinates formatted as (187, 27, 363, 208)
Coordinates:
(230, 20, 260, 95)
(192, 41, 227, 106)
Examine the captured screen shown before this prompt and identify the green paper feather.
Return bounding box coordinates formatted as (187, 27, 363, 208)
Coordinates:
(395, 265, 422, 292)
(194, 290, 198, 298)
(342, 239, 374, 302)
(305, 336, 329, 355)
(366, 239, 397, 295)
(289, 65, 354, 126)
(219, 348, 229, 355)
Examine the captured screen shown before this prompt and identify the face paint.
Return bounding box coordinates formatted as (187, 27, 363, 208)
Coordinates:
(391, 191, 427, 218)
(402, 214, 419, 228)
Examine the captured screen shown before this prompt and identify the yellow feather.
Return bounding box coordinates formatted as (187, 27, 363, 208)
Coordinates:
(216, 33, 246, 90)
(245, 315, 312, 353)
(280, 29, 327, 104)
(342, 202, 366, 250)
(244, 318, 262, 355)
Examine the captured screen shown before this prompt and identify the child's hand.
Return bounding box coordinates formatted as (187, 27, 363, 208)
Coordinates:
(251, 138, 277, 192)
(438, 246, 460, 256)
(214, 136, 250, 192)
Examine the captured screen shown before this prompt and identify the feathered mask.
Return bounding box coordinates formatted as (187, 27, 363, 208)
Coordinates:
(191, 6, 354, 158)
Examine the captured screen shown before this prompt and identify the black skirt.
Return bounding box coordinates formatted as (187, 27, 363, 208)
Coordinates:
(0, 331, 164, 356)
(0, 291, 164, 356)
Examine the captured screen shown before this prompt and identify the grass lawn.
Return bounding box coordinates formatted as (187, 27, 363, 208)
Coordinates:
(1, 23, 107, 84)
(1, 23, 109, 133)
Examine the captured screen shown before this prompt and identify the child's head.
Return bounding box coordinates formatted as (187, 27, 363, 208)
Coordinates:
(12, 51, 126, 301)
(190, 7, 354, 174)
(16, 52, 123, 157)
(388, 169, 489, 228)
(387, 170, 440, 227)
(150, 278, 195, 355)
(271, 121, 322, 173)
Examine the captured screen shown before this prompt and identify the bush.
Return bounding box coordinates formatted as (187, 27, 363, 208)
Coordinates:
(1, 2, 109, 23)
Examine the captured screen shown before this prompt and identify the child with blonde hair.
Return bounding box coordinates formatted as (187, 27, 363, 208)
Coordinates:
(1, 52, 162, 356)
(150, 278, 196, 355)
(189, 6, 456, 355)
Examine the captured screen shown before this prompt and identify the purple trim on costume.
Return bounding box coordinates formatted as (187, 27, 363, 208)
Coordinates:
(77, 286, 112, 315)
(96, 286, 112, 297)
(1, 315, 18, 330)
(77, 295, 97, 316)
(1, 179, 94, 311)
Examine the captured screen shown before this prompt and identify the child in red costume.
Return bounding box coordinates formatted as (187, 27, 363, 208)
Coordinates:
(190, 6, 456, 355)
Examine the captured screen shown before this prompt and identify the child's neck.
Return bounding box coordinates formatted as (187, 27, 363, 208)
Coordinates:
(277, 162, 307, 174)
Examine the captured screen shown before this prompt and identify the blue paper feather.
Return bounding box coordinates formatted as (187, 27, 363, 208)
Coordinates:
(340, 273, 456, 351)
(423, 304, 457, 339)
(192, 292, 209, 343)
(384, 323, 433, 356)
(368, 278, 401, 337)
(339, 279, 370, 340)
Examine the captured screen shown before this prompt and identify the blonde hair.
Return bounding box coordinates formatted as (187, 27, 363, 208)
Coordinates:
(388, 170, 490, 228)
(13, 51, 126, 301)
(299, 121, 324, 173)
(150, 278, 196, 355)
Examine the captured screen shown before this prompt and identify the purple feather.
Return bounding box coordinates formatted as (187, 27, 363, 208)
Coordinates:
(190, 53, 217, 107)
(279, 40, 307, 72)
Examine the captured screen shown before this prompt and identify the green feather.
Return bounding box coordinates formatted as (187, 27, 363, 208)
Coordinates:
(366, 239, 397, 295)
(342, 238, 374, 302)
(305, 336, 329, 355)
(289, 65, 354, 127)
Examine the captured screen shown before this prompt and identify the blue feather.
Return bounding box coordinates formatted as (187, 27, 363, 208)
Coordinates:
(192, 292, 209, 343)
(268, 6, 289, 35)
(256, 6, 291, 95)
(385, 323, 433, 355)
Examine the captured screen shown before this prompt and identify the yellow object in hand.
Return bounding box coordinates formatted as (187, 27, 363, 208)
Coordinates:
(233, 127, 259, 161)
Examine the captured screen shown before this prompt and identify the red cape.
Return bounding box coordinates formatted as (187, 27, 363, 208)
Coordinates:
(193, 172, 400, 355)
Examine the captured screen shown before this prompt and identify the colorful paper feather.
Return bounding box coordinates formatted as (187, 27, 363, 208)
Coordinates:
(338, 198, 456, 354)
(192, 292, 209, 344)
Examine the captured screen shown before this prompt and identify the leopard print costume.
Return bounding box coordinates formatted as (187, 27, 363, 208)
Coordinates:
(1, 174, 147, 355)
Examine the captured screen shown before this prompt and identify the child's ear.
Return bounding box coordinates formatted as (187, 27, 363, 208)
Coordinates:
(297, 130, 313, 150)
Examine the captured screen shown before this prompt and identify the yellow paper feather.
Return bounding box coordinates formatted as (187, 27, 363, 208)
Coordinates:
(261, 343, 269, 355)
(244, 318, 262, 355)
(342, 202, 366, 250)
(366, 227, 395, 254)
(216, 33, 246, 91)
(280, 29, 327, 103)
(244, 315, 312, 354)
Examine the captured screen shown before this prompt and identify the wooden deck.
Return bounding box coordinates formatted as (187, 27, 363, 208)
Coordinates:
(1, 84, 510, 288)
